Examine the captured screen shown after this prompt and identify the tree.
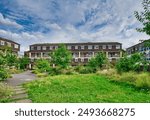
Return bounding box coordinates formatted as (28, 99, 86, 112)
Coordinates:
(5, 52, 18, 67)
(34, 59, 50, 72)
(134, 0, 150, 35)
(19, 57, 30, 70)
(87, 52, 106, 70)
(50, 44, 72, 68)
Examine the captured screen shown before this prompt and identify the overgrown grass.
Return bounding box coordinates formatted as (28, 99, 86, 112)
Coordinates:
(24, 74, 150, 103)
(0, 83, 13, 103)
(97, 69, 150, 89)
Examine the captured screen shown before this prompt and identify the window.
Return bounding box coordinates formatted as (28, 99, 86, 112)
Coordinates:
(43, 52, 49, 57)
(75, 46, 78, 49)
(0, 41, 5, 45)
(116, 45, 120, 49)
(81, 46, 84, 50)
(31, 46, 34, 50)
(50, 46, 53, 50)
(42, 46, 46, 50)
(81, 58, 84, 62)
(14, 44, 19, 49)
(88, 45, 92, 50)
(75, 58, 78, 62)
(108, 45, 112, 49)
(94, 45, 99, 49)
(55, 46, 58, 49)
(7, 42, 11, 47)
(102, 45, 106, 49)
(67, 45, 71, 50)
(37, 46, 41, 50)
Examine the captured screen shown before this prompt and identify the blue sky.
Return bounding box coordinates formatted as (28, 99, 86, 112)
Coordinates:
(0, 0, 149, 53)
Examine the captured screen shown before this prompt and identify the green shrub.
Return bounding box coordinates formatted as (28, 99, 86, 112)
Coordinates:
(48, 67, 63, 75)
(116, 53, 146, 73)
(0, 83, 13, 102)
(34, 59, 51, 72)
(78, 67, 95, 74)
(0, 69, 9, 81)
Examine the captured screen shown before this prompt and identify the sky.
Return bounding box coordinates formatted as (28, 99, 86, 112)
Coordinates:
(0, 0, 149, 54)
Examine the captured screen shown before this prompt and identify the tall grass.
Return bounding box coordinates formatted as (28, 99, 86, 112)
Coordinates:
(0, 83, 13, 102)
(97, 69, 150, 89)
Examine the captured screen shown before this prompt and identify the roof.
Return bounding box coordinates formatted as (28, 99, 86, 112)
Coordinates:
(30, 41, 122, 46)
(126, 39, 150, 50)
(0, 37, 20, 45)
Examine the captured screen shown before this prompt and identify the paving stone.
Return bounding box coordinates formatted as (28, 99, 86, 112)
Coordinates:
(15, 99, 32, 103)
(15, 90, 26, 95)
(12, 94, 28, 100)
(14, 87, 26, 90)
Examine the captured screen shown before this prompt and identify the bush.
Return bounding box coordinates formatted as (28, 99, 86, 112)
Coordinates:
(78, 67, 95, 74)
(0, 69, 9, 81)
(48, 67, 63, 75)
(135, 72, 150, 89)
(116, 53, 146, 72)
(34, 59, 51, 73)
(116, 57, 131, 72)
(0, 83, 13, 102)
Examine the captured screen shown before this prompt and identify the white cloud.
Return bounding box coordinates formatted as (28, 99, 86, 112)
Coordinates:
(0, 13, 23, 29)
(0, 0, 149, 54)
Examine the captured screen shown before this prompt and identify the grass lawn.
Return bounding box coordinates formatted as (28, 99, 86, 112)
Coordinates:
(24, 74, 150, 103)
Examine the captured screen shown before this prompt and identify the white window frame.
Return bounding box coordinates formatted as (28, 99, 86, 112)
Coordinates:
(81, 58, 84, 62)
(55, 46, 58, 49)
(75, 46, 78, 49)
(42, 46, 46, 50)
(75, 58, 78, 62)
(81, 45, 84, 50)
(88, 45, 92, 50)
(37, 46, 41, 50)
(7, 42, 11, 47)
(50, 46, 53, 50)
(14, 44, 19, 49)
(94, 45, 99, 49)
(116, 45, 120, 49)
(1, 41, 5, 45)
(102, 45, 106, 49)
(108, 45, 112, 49)
(31, 46, 34, 50)
(67, 45, 71, 50)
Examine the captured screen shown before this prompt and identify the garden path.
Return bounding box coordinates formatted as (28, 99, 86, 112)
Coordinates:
(5, 71, 36, 103)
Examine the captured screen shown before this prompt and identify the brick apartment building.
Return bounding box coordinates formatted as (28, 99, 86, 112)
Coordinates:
(126, 40, 150, 61)
(25, 42, 122, 69)
(0, 37, 20, 54)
